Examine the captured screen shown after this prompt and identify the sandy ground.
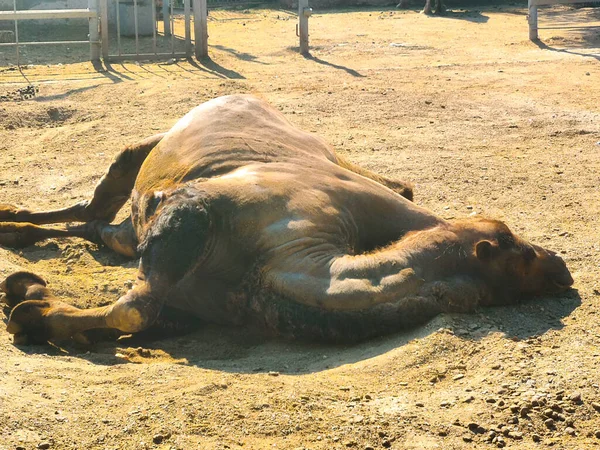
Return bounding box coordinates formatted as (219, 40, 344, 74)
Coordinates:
(1, 5, 600, 450)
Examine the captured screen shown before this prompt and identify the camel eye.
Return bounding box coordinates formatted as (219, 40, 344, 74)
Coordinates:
(523, 247, 536, 262)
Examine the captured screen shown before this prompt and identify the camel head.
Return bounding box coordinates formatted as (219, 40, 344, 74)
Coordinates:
(451, 218, 574, 305)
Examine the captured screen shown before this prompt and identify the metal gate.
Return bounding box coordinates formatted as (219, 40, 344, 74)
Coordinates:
(99, 0, 196, 61)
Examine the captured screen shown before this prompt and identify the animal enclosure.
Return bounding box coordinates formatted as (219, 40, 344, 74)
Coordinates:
(0, 5, 599, 450)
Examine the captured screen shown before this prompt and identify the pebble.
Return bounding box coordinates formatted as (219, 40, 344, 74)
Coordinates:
(468, 422, 486, 434)
(565, 427, 576, 436)
(545, 418, 555, 428)
(453, 374, 465, 381)
(365, 446, 375, 450)
(415, 402, 424, 407)
(486, 397, 497, 403)
(508, 431, 523, 440)
(153, 434, 165, 444)
(532, 434, 541, 442)
(345, 441, 357, 447)
(463, 395, 475, 403)
(570, 392, 582, 404)
(595, 430, 600, 439)
(520, 407, 530, 418)
(268, 371, 280, 377)
(38, 444, 50, 450)
(509, 404, 520, 413)
(592, 402, 600, 412)
(462, 435, 473, 443)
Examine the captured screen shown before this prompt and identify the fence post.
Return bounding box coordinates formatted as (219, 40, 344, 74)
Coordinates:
(528, 0, 538, 40)
(100, 0, 109, 59)
(298, 0, 311, 55)
(194, 0, 208, 59)
(89, 0, 100, 61)
(163, 0, 171, 36)
(184, 0, 192, 57)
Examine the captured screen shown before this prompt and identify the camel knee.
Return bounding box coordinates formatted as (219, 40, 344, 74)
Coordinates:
(105, 288, 163, 333)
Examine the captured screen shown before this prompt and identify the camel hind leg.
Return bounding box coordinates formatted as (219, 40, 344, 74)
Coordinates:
(0, 133, 165, 226)
(334, 153, 414, 201)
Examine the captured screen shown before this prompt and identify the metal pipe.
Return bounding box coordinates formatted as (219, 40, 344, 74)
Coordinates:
(13, 0, 19, 66)
(184, 0, 191, 57)
(116, 0, 122, 56)
(151, 0, 157, 55)
(134, 0, 139, 57)
(0, 40, 98, 47)
(170, 0, 174, 55)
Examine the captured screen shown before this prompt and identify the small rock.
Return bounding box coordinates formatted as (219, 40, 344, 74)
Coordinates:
(463, 435, 473, 443)
(565, 427, 576, 436)
(468, 422, 486, 434)
(508, 431, 523, 440)
(486, 397, 497, 403)
(152, 434, 165, 444)
(365, 446, 375, 450)
(364, 394, 372, 400)
(520, 407, 530, 418)
(545, 418, 555, 428)
(453, 374, 465, 381)
(38, 444, 51, 450)
(544, 408, 554, 417)
(491, 364, 501, 370)
(463, 395, 475, 403)
(382, 440, 392, 448)
(415, 402, 424, 407)
(595, 430, 600, 439)
(591, 402, 600, 412)
(570, 392, 582, 404)
(345, 441, 357, 448)
(268, 371, 280, 377)
(510, 404, 520, 413)
(532, 434, 541, 442)
(438, 430, 448, 437)
(496, 436, 506, 448)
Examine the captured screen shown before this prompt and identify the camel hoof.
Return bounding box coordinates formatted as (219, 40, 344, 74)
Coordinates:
(0, 222, 38, 248)
(0, 204, 29, 222)
(0, 271, 47, 308)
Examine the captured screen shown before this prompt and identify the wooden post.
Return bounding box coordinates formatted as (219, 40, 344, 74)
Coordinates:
(184, 0, 192, 57)
(298, 0, 311, 55)
(163, 0, 171, 36)
(528, 0, 538, 40)
(194, 0, 208, 59)
(89, 0, 100, 61)
(99, 0, 109, 59)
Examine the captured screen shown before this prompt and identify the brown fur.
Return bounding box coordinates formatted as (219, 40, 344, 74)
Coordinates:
(0, 95, 573, 345)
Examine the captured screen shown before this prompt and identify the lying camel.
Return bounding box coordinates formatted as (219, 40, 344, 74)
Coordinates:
(397, 0, 445, 16)
(0, 95, 573, 345)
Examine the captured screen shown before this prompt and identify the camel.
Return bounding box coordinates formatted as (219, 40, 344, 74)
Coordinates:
(0, 95, 573, 345)
(397, 0, 445, 16)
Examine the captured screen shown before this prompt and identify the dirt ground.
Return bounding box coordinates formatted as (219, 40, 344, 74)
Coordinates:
(1, 4, 600, 450)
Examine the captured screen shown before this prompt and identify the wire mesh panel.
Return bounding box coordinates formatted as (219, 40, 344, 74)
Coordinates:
(100, 0, 192, 61)
(0, 0, 100, 66)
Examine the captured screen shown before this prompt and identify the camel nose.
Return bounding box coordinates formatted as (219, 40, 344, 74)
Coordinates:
(548, 255, 574, 290)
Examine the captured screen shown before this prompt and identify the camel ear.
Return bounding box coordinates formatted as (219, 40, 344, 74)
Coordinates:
(475, 240, 497, 261)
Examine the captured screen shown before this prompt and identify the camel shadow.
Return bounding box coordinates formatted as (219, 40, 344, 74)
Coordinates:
(5, 289, 581, 374)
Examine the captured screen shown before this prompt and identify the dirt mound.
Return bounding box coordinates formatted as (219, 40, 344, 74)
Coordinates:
(0, 105, 79, 130)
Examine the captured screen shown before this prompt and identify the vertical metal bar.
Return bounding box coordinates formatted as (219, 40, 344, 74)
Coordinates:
(170, 0, 174, 55)
(100, 0, 109, 59)
(194, 0, 208, 59)
(134, 0, 139, 56)
(13, 0, 19, 66)
(89, 0, 100, 61)
(184, 0, 191, 57)
(298, 0, 310, 55)
(528, 0, 538, 40)
(116, 0, 122, 56)
(151, 0, 157, 55)
(163, 0, 171, 36)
